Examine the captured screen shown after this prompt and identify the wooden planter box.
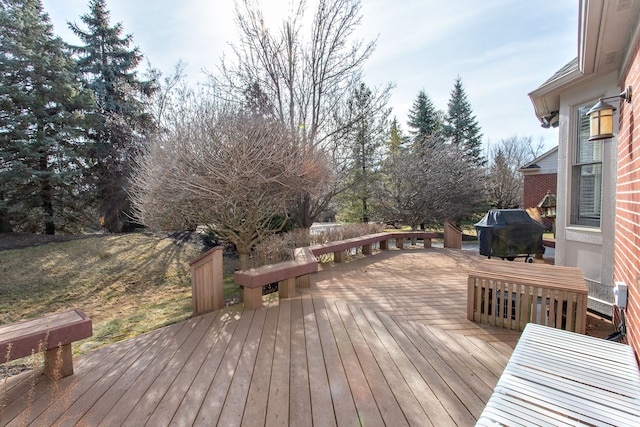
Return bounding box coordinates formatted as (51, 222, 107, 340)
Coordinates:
(467, 259, 588, 333)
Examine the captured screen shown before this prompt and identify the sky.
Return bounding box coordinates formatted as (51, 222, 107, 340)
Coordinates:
(41, 0, 579, 154)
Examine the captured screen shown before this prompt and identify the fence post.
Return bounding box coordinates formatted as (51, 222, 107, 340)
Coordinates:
(444, 222, 462, 249)
(189, 246, 224, 316)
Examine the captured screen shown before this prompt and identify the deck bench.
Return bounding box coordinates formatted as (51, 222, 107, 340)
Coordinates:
(467, 259, 588, 333)
(476, 323, 640, 426)
(234, 254, 318, 310)
(0, 308, 92, 379)
(386, 231, 439, 249)
(308, 231, 439, 261)
(235, 231, 440, 310)
(309, 234, 382, 262)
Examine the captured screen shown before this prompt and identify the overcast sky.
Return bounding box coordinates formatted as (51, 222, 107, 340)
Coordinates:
(41, 0, 579, 153)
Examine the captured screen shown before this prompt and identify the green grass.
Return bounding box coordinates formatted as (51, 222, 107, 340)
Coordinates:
(0, 233, 238, 355)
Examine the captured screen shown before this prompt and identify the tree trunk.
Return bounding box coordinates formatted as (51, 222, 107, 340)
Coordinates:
(40, 153, 55, 235)
(238, 252, 250, 271)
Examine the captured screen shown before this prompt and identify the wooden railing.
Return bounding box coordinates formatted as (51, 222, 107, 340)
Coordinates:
(467, 259, 588, 333)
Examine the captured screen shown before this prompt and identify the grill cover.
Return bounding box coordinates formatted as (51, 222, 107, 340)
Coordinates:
(475, 209, 545, 258)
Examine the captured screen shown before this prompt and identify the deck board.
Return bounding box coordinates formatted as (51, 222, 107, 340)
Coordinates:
(288, 297, 312, 427)
(348, 304, 429, 427)
(240, 305, 279, 427)
(1, 249, 528, 426)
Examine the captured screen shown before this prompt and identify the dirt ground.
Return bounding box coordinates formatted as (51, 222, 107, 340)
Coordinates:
(585, 311, 617, 339)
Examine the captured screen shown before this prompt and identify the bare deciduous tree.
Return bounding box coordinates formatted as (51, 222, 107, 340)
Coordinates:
(485, 135, 545, 208)
(129, 99, 331, 269)
(376, 141, 485, 229)
(217, 0, 391, 227)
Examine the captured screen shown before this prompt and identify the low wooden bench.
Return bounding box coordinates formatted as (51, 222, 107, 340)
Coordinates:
(383, 231, 439, 250)
(309, 234, 382, 262)
(235, 231, 440, 310)
(234, 249, 318, 310)
(476, 323, 640, 426)
(467, 259, 587, 333)
(308, 231, 439, 261)
(0, 308, 92, 379)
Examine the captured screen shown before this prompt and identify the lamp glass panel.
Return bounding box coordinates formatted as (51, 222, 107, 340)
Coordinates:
(589, 112, 600, 136)
(599, 109, 614, 135)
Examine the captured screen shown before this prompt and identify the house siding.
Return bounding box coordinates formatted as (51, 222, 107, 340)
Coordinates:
(615, 35, 640, 357)
(553, 73, 618, 317)
(523, 173, 557, 209)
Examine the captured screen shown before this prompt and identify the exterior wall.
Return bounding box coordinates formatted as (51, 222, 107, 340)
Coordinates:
(556, 72, 619, 316)
(535, 150, 559, 174)
(615, 35, 640, 356)
(523, 173, 557, 209)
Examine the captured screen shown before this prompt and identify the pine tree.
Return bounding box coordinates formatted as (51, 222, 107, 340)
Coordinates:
(407, 90, 443, 149)
(0, 0, 91, 234)
(69, 0, 156, 232)
(338, 83, 389, 223)
(444, 77, 484, 165)
(386, 117, 406, 154)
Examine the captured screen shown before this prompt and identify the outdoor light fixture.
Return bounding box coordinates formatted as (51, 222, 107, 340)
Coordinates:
(540, 111, 559, 129)
(586, 85, 632, 141)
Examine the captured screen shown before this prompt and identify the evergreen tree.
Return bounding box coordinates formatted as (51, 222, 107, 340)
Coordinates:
(69, 0, 156, 232)
(337, 83, 389, 223)
(444, 77, 484, 165)
(0, 0, 91, 234)
(386, 117, 406, 154)
(407, 90, 443, 148)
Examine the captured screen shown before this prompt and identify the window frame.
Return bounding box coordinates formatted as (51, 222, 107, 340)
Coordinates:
(570, 101, 603, 228)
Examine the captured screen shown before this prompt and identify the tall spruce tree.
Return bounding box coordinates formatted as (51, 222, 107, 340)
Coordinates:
(444, 77, 484, 165)
(407, 90, 443, 149)
(337, 83, 390, 223)
(69, 0, 156, 232)
(386, 117, 406, 154)
(0, 0, 91, 234)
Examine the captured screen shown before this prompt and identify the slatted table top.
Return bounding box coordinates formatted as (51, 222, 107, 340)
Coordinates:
(468, 259, 588, 294)
(477, 323, 640, 426)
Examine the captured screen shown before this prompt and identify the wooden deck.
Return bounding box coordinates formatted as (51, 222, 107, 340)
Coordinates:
(1, 248, 521, 426)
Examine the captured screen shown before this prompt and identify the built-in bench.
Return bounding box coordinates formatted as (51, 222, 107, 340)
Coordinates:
(234, 248, 319, 310)
(0, 308, 92, 379)
(235, 231, 439, 309)
(308, 231, 439, 261)
(476, 323, 640, 426)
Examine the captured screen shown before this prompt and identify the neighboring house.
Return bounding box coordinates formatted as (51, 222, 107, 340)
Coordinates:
(519, 146, 558, 211)
(529, 0, 640, 356)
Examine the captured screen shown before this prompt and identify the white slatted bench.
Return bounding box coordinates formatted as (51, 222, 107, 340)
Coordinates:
(476, 323, 640, 426)
(0, 308, 92, 379)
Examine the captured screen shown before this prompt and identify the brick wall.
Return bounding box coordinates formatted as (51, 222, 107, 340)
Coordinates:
(615, 36, 640, 357)
(523, 173, 557, 209)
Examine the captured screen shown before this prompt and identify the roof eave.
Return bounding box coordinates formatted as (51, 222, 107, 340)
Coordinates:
(528, 68, 584, 121)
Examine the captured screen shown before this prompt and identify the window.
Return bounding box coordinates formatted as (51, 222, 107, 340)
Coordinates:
(571, 103, 602, 227)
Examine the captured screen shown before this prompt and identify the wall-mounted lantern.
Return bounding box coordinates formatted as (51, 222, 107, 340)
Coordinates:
(586, 85, 632, 141)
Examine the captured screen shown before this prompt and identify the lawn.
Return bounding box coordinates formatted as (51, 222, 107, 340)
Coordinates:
(0, 233, 233, 355)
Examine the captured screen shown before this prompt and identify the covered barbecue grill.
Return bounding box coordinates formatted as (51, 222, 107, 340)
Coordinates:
(475, 209, 545, 262)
